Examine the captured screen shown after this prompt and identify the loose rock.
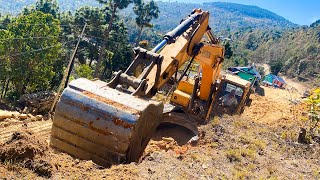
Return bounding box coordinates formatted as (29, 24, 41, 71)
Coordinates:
(0, 110, 20, 120)
(35, 115, 43, 121)
(19, 114, 28, 120)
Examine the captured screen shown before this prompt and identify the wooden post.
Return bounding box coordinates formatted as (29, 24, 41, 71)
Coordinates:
(50, 23, 87, 113)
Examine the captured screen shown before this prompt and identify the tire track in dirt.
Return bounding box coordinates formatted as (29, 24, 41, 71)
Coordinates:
(0, 120, 52, 143)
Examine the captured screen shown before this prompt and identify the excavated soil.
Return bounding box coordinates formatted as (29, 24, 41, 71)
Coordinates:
(0, 130, 47, 162)
(0, 78, 319, 179)
(0, 129, 53, 178)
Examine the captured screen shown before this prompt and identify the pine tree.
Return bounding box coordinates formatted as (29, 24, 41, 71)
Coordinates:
(133, 0, 159, 46)
(94, 0, 133, 78)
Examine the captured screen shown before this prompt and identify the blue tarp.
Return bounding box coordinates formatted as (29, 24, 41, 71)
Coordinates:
(263, 74, 286, 86)
(273, 75, 285, 84)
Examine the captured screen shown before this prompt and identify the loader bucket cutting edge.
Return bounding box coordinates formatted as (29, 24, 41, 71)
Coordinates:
(50, 78, 163, 167)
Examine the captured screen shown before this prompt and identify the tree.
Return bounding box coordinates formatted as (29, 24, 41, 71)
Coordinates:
(101, 21, 133, 79)
(6, 12, 61, 96)
(133, 0, 159, 46)
(245, 33, 258, 50)
(74, 64, 94, 79)
(74, 6, 105, 67)
(224, 41, 233, 59)
(22, 0, 60, 18)
(94, 0, 133, 78)
(0, 15, 12, 29)
(307, 45, 318, 57)
(0, 30, 13, 97)
(269, 59, 283, 75)
(35, 0, 60, 18)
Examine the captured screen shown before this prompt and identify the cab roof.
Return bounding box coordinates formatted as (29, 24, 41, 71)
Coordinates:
(224, 74, 251, 87)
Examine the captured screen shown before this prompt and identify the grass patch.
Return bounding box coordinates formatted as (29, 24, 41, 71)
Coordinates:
(313, 169, 320, 179)
(232, 117, 251, 129)
(211, 116, 220, 127)
(225, 147, 257, 162)
(280, 130, 297, 142)
(240, 148, 256, 159)
(232, 168, 250, 180)
(208, 142, 219, 148)
(251, 139, 267, 151)
(225, 149, 242, 162)
(239, 135, 267, 151)
(190, 153, 202, 162)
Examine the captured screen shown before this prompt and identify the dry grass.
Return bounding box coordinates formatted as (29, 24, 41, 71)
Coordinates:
(225, 149, 242, 162)
(232, 168, 250, 180)
(225, 147, 256, 162)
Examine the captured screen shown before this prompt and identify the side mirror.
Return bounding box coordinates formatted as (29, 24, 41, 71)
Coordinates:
(246, 99, 252, 106)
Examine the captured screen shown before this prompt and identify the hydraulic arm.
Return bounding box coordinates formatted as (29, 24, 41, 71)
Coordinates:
(108, 9, 220, 97)
(50, 9, 225, 167)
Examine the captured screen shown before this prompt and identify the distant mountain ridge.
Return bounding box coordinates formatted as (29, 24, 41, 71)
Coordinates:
(207, 2, 287, 22)
(147, 2, 297, 32)
(0, 0, 297, 32)
(311, 19, 320, 27)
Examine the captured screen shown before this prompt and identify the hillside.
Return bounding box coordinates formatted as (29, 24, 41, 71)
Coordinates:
(0, 1, 297, 32)
(0, 0, 99, 13)
(311, 19, 320, 27)
(122, 2, 297, 32)
(155, 2, 296, 31)
(221, 25, 320, 84)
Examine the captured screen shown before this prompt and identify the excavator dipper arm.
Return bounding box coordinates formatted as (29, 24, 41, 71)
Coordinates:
(107, 9, 213, 97)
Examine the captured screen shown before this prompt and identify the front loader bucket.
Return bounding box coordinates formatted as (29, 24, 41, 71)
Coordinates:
(50, 78, 163, 167)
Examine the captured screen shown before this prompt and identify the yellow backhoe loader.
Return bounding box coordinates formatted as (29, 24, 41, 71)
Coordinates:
(50, 9, 253, 167)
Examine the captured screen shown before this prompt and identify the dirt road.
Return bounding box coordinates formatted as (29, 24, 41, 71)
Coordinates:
(243, 85, 303, 126)
(0, 120, 52, 143)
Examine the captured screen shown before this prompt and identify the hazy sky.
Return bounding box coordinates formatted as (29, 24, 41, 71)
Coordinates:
(215, 0, 320, 25)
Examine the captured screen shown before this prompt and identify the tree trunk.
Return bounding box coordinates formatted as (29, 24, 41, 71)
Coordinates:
(135, 26, 144, 47)
(0, 80, 3, 99)
(94, 4, 118, 78)
(102, 62, 108, 78)
(0, 80, 3, 98)
(89, 57, 93, 68)
(2, 79, 9, 98)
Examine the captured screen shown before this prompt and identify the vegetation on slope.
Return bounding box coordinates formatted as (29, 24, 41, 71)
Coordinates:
(311, 19, 320, 27)
(122, 1, 297, 32)
(219, 25, 320, 83)
(0, 0, 99, 14)
(0, 0, 135, 101)
(0, 11, 63, 99)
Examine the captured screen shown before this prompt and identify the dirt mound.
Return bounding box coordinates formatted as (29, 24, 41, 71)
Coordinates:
(0, 129, 53, 177)
(145, 138, 179, 153)
(0, 101, 12, 111)
(0, 130, 47, 162)
(24, 159, 53, 177)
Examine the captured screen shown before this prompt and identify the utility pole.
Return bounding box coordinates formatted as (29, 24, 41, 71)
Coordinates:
(50, 23, 87, 113)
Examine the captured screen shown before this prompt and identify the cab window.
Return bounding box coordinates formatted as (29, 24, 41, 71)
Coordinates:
(225, 83, 244, 98)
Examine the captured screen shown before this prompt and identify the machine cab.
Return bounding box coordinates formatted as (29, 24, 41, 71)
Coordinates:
(214, 74, 253, 115)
